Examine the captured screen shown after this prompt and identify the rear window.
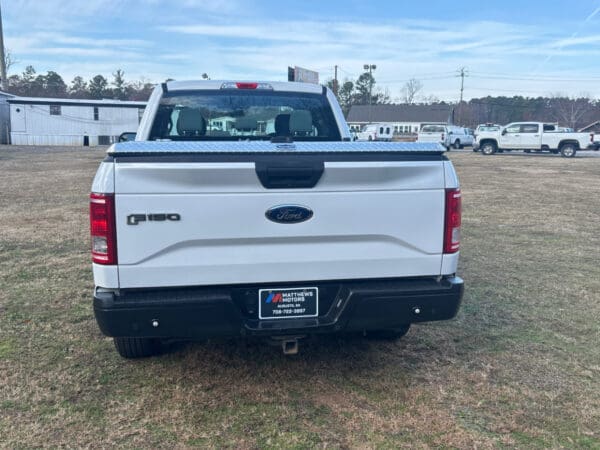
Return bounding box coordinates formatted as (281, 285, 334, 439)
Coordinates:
(478, 125, 500, 132)
(421, 125, 445, 133)
(149, 90, 341, 141)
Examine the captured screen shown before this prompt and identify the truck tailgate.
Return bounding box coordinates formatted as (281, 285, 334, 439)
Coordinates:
(111, 142, 447, 288)
(418, 132, 444, 143)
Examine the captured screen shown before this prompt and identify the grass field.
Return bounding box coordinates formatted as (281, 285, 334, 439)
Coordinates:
(1, 146, 599, 448)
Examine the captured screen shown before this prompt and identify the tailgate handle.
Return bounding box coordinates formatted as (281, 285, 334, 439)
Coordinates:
(255, 162, 324, 189)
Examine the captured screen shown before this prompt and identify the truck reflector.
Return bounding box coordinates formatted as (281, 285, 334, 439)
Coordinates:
(90, 193, 117, 265)
(444, 188, 461, 254)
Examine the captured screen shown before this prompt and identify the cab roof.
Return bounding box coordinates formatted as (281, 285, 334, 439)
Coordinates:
(165, 80, 325, 94)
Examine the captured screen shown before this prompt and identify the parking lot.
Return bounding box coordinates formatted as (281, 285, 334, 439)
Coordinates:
(1, 145, 599, 448)
(451, 147, 600, 157)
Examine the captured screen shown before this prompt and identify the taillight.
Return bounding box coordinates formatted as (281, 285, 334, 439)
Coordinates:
(441, 133, 445, 142)
(236, 82, 258, 89)
(444, 188, 461, 254)
(220, 82, 273, 90)
(591, 133, 595, 143)
(90, 193, 117, 265)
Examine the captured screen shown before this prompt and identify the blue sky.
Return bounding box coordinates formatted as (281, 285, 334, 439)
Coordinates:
(4, 0, 600, 101)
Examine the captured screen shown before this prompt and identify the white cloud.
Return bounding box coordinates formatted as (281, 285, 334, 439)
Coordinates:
(551, 34, 600, 48)
(4, 2, 600, 99)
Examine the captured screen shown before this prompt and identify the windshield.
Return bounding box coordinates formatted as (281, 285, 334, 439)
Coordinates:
(149, 90, 341, 141)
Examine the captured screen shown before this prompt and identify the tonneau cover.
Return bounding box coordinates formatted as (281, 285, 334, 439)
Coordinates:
(108, 141, 446, 155)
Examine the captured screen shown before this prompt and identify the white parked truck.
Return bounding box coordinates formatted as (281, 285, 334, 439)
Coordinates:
(474, 122, 595, 157)
(90, 80, 464, 358)
(417, 124, 472, 150)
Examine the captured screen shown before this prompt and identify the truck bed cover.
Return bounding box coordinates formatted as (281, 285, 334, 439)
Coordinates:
(108, 141, 446, 155)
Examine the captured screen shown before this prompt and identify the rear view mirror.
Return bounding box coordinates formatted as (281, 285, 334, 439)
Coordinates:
(501, 129, 507, 136)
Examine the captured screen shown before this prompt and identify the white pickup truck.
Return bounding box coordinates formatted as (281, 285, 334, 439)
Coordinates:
(417, 125, 473, 150)
(90, 80, 464, 358)
(475, 122, 595, 157)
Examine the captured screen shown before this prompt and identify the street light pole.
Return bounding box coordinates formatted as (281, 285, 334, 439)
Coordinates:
(363, 64, 376, 123)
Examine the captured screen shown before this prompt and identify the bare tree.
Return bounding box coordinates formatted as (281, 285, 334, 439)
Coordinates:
(400, 78, 423, 104)
(4, 48, 17, 73)
(421, 94, 440, 104)
(550, 93, 593, 130)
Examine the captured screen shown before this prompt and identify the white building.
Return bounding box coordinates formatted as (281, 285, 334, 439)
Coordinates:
(0, 90, 15, 144)
(346, 104, 454, 135)
(7, 97, 146, 146)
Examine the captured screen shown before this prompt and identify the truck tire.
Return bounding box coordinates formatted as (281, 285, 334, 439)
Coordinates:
(367, 324, 411, 340)
(368, 135, 373, 141)
(524, 149, 531, 153)
(453, 139, 461, 149)
(481, 141, 497, 155)
(560, 143, 577, 158)
(114, 337, 160, 358)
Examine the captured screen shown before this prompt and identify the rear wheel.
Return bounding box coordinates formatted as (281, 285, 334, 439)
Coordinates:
(114, 337, 160, 359)
(453, 139, 461, 149)
(481, 141, 497, 155)
(368, 135, 373, 141)
(560, 143, 577, 158)
(367, 324, 411, 341)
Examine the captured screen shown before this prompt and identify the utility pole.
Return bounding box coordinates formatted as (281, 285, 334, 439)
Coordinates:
(0, 1, 7, 91)
(333, 65, 339, 97)
(364, 63, 376, 123)
(456, 67, 468, 124)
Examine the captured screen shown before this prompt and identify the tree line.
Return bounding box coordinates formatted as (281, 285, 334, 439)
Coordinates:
(4, 66, 599, 130)
(327, 71, 600, 130)
(457, 95, 599, 130)
(5, 66, 154, 101)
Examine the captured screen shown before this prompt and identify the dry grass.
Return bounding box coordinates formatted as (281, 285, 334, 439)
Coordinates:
(1, 146, 599, 449)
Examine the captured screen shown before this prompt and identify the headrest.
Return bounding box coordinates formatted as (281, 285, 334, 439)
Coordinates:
(274, 114, 290, 135)
(289, 110, 313, 134)
(176, 108, 206, 136)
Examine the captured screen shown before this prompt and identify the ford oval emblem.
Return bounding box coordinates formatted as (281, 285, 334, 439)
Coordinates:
(265, 205, 313, 224)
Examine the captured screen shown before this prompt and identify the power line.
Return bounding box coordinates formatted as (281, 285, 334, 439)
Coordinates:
(470, 72, 600, 82)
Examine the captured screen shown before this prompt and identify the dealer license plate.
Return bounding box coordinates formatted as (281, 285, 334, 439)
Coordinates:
(258, 287, 318, 320)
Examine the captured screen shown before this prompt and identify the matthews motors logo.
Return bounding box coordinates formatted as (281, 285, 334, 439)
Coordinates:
(265, 292, 283, 304)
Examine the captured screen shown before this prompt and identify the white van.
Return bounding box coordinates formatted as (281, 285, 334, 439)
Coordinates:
(354, 123, 393, 141)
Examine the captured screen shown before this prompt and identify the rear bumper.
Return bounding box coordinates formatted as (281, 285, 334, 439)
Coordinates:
(94, 276, 464, 339)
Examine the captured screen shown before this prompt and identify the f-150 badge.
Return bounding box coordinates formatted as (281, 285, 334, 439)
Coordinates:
(126, 213, 181, 225)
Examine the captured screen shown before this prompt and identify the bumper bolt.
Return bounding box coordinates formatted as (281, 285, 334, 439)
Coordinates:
(413, 307, 421, 315)
(151, 319, 159, 328)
